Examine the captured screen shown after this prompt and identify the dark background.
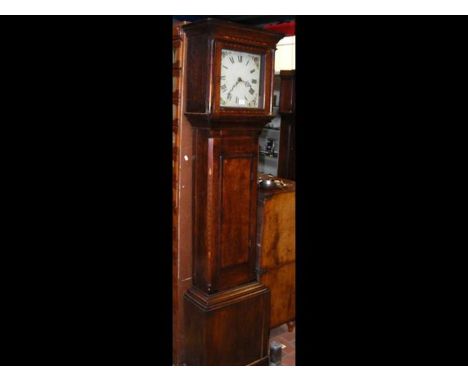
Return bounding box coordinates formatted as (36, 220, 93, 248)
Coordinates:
(1, 16, 466, 366)
(1, 17, 173, 365)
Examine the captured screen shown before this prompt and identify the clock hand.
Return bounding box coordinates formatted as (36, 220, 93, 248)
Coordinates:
(228, 77, 243, 95)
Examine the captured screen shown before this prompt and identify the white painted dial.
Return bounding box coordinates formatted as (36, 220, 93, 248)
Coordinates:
(220, 49, 261, 108)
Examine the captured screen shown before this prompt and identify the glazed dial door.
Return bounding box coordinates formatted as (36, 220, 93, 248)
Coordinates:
(220, 49, 261, 108)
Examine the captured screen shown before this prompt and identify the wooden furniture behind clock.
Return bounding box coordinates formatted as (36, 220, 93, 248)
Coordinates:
(182, 19, 283, 365)
(277, 70, 295, 180)
(256, 177, 295, 330)
(172, 20, 193, 365)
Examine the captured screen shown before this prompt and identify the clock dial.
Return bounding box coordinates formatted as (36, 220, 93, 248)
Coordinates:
(220, 49, 261, 108)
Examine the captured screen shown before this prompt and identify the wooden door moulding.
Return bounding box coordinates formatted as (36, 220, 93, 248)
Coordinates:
(172, 20, 193, 366)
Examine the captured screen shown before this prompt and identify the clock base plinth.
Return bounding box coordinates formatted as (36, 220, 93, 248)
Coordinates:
(184, 282, 271, 366)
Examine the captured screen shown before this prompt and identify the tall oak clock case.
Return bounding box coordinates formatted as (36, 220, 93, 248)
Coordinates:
(182, 19, 283, 365)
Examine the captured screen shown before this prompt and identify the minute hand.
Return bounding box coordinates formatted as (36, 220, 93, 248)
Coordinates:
(228, 78, 242, 94)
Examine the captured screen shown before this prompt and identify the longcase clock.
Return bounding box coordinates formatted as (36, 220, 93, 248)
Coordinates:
(182, 19, 283, 365)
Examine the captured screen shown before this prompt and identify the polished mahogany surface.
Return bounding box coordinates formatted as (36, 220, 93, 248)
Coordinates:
(277, 70, 295, 180)
(257, 178, 295, 329)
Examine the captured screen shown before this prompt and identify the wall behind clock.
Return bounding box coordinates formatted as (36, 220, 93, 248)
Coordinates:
(275, 36, 296, 73)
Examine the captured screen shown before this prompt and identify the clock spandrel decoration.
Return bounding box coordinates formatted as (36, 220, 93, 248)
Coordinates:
(182, 19, 283, 366)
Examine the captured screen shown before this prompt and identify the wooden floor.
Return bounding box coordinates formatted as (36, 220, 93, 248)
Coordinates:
(269, 324, 295, 366)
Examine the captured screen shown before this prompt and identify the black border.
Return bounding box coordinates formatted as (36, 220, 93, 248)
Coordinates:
(1, 16, 173, 366)
(295, 15, 467, 366)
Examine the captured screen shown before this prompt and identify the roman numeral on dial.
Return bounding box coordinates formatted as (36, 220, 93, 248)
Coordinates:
(238, 56, 242, 62)
(229, 56, 234, 64)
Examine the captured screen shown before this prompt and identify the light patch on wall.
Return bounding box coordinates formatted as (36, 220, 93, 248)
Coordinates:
(275, 36, 295, 73)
